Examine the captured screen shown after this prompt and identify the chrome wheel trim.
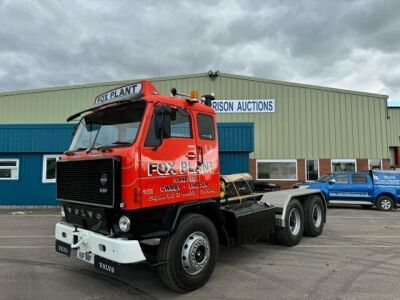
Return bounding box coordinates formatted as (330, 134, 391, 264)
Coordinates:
(181, 231, 210, 275)
(381, 199, 392, 210)
(289, 208, 301, 236)
(312, 204, 322, 228)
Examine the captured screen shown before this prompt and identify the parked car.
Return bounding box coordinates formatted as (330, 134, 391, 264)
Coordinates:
(296, 171, 400, 211)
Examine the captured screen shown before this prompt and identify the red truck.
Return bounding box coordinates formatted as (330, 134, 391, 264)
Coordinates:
(55, 81, 326, 292)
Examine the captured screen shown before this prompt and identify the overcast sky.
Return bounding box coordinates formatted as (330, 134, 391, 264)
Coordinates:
(1, 0, 400, 105)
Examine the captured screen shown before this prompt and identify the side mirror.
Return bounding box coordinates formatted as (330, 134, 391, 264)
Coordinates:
(154, 105, 171, 141)
(328, 179, 336, 185)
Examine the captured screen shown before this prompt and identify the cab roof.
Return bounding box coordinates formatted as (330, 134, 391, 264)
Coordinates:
(67, 80, 215, 122)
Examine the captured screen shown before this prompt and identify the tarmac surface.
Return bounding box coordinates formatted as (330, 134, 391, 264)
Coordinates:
(0, 206, 399, 299)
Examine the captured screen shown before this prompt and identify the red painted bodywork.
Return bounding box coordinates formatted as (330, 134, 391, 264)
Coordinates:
(61, 81, 220, 211)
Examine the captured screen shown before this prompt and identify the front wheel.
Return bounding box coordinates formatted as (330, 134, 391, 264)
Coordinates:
(274, 199, 304, 246)
(376, 196, 394, 211)
(157, 213, 219, 293)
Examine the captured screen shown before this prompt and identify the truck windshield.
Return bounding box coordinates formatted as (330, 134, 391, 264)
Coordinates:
(317, 174, 333, 182)
(69, 102, 146, 151)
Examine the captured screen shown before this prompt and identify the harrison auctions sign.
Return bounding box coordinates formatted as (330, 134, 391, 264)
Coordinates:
(211, 99, 275, 114)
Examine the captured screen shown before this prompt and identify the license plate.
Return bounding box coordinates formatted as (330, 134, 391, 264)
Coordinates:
(94, 255, 121, 275)
(55, 240, 71, 257)
(77, 248, 94, 264)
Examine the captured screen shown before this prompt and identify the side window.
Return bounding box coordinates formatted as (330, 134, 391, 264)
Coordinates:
(42, 155, 60, 183)
(144, 114, 159, 147)
(335, 174, 349, 184)
(144, 107, 192, 147)
(352, 174, 368, 184)
(171, 108, 191, 138)
(197, 114, 215, 140)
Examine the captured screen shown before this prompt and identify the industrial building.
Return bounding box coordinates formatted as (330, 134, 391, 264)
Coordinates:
(1, 72, 399, 205)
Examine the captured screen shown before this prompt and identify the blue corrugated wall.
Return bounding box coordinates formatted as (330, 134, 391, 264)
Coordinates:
(218, 123, 254, 175)
(0, 153, 58, 205)
(0, 123, 253, 205)
(0, 124, 74, 205)
(217, 123, 254, 152)
(0, 124, 74, 152)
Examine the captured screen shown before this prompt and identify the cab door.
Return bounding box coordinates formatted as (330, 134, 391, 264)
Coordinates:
(193, 112, 220, 200)
(140, 105, 199, 208)
(327, 173, 350, 201)
(348, 173, 373, 202)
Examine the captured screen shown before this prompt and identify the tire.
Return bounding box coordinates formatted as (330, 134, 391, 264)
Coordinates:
(304, 195, 325, 237)
(274, 199, 304, 246)
(157, 213, 219, 293)
(376, 196, 394, 211)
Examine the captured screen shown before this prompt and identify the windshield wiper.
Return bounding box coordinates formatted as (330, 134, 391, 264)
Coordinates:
(112, 141, 131, 145)
(93, 141, 132, 150)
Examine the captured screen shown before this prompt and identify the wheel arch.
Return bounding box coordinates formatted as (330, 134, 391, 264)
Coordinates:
(169, 200, 229, 246)
(264, 191, 327, 227)
(375, 192, 397, 207)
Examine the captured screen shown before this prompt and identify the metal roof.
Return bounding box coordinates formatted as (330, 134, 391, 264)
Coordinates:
(0, 72, 388, 99)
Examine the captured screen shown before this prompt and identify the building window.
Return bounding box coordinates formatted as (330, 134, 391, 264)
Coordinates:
(305, 159, 319, 181)
(0, 159, 19, 180)
(331, 159, 356, 172)
(42, 155, 60, 183)
(256, 160, 297, 180)
(368, 159, 382, 170)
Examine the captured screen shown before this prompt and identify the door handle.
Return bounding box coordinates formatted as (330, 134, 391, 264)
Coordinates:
(186, 152, 197, 160)
(197, 146, 204, 165)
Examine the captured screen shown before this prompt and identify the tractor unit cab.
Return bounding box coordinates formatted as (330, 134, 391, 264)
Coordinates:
(57, 80, 220, 229)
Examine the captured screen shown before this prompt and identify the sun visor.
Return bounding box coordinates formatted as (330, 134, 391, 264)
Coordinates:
(66, 80, 159, 122)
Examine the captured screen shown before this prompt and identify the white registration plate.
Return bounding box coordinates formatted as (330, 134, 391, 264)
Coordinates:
(77, 248, 94, 264)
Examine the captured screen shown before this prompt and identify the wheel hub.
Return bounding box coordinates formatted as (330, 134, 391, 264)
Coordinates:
(381, 199, 391, 210)
(289, 208, 301, 235)
(181, 231, 210, 275)
(312, 204, 322, 228)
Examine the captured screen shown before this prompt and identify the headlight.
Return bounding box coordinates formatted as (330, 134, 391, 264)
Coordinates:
(298, 185, 309, 189)
(61, 206, 65, 218)
(118, 215, 131, 232)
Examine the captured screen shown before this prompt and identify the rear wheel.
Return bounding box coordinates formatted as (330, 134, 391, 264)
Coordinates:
(274, 199, 304, 246)
(304, 195, 325, 237)
(376, 196, 394, 211)
(157, 213, 219, 293)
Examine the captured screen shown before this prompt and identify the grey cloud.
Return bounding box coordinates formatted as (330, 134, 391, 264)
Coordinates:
(0, 0, 399, 102)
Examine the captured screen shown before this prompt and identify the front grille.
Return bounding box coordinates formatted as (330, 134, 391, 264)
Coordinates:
(63, 203, 109, 233)
(57, 157, 120, 208)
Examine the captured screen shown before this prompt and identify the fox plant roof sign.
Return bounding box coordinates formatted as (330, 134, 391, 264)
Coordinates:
(95, 83, 142, 105)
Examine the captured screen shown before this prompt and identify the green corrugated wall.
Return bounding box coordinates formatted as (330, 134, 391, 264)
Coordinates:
(0, 73, 392, 159)
(387, 108, 400, 147)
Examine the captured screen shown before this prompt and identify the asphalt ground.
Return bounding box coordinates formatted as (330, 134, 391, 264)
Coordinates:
(0, 206, 399, 300)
